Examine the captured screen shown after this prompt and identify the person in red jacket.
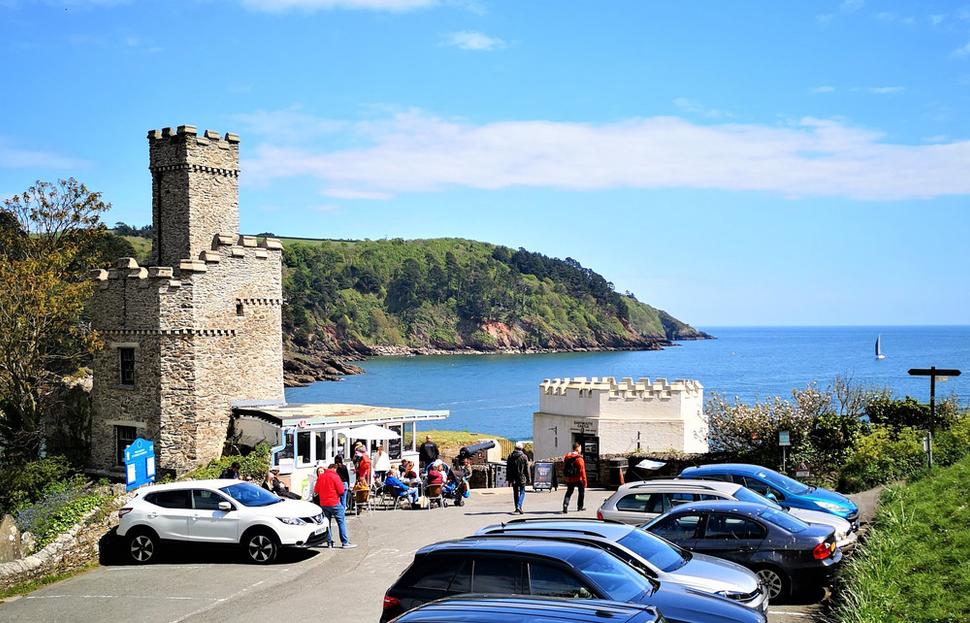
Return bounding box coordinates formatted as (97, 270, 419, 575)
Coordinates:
(562, 443, 587, 513)
(314, 465, 357, 549)
(354, 449, 372, 486)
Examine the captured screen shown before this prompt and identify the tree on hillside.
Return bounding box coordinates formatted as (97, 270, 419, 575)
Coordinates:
(0, 178, 109, 462)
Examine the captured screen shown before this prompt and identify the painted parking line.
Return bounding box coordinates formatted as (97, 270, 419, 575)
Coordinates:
(167, 579, 266, 623)
(767, 610, 813, 617)
(26, 595, 216, 602)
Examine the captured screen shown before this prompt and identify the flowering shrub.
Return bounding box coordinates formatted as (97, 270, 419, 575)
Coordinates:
(14, 475, 111, 549)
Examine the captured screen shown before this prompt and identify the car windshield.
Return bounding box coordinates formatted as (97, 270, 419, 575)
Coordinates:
(734, 486, 782, 509)
(617, 528, 689, 572)
(571, 548, 653, 603)
(758, 508, 809, 533)
(757, 469, 811, 495)
(220, 482, 283, 507)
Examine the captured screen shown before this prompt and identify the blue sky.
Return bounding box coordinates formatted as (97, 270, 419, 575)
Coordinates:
(2, 0, 969, 326)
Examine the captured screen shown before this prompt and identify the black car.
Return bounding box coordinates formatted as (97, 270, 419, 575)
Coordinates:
(389, 595, 666, 623)
(381, 537, 767, 623)
(642, 500, 842, 601)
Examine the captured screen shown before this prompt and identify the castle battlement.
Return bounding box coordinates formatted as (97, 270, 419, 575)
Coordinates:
(539, 376, 703, 400)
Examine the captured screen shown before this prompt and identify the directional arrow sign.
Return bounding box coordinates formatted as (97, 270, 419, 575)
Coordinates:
(909, 368, 961, 377)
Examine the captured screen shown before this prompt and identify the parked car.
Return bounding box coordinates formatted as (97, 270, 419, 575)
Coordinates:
(381, 537, 767, 623)
(679, 464, 859, 528)
(642, 501, 842, 601)
(388, 595, 666, 623)
(117, 479, 328, 564)
(597, 479, 856, 550)
(474, 518, 767, 613)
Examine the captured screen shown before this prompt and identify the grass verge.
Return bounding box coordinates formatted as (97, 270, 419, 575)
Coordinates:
(0, 563, 99, 602)
(833, 454, 970, 623)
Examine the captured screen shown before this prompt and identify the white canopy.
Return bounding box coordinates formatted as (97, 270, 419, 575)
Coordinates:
(635, 459, 667, 471)
(335, 423, 401, 441)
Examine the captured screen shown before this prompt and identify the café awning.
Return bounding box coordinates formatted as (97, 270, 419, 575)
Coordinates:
(335, 423, 402, 441)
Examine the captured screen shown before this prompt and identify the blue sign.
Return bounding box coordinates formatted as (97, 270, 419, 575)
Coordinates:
(124, 437, 156, 491)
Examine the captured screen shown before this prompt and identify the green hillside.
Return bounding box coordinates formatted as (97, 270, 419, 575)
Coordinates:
(280, 237, 708, 354)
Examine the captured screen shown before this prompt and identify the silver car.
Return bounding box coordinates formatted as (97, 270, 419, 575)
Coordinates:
(597, 479, 857, 551)
(475, 518, 768, 614)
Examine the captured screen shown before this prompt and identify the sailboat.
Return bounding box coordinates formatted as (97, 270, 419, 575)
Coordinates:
(875, 335, 886, 360)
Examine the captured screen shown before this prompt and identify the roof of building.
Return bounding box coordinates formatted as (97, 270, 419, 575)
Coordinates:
(539, 376, 703, 395)
(234, 402, 448, 428)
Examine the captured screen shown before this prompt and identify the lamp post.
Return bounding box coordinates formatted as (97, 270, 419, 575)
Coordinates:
(908, 366, 961, 468)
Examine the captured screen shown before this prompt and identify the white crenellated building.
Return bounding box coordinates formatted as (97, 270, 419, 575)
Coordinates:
(532, 376, 708, 463)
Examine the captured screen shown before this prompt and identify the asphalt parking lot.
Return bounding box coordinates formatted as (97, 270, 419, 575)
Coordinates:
(1, 486, 877, 623)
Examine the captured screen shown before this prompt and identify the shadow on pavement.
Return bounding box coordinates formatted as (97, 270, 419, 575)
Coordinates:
(99, 529, 321, 567)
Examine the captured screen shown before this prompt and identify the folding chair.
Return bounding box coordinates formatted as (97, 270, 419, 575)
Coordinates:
(425, 484, 446, 509)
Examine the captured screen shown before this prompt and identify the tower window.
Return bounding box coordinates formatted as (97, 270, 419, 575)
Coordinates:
(119, 347, 136, 386)
(236, 302, 244, 316)
(115, 425, 137, 465)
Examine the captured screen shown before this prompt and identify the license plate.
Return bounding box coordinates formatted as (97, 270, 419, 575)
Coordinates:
(314, 526, 328, 536)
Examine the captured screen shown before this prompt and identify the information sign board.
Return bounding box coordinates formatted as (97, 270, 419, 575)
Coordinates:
(124, 437, 156, 491)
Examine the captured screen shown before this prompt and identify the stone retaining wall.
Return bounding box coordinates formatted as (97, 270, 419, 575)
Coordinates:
(0, 493, 129, 591)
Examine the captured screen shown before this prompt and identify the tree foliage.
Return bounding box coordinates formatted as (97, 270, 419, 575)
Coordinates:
(0, 179, 110, 462)
(281, 238, 703, 351)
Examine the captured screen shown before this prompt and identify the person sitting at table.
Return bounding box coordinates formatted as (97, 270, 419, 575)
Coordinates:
(400, 460, 418, 483)
(383, 467, 419, 506)
(426, 461, 445, 487)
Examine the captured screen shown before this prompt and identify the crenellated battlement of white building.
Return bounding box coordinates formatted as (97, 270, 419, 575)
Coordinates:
(539, 376, 703, 400)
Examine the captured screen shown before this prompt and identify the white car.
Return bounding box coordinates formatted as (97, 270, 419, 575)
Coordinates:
(117, 479, 328, 564)
(597, 479, 857, 551)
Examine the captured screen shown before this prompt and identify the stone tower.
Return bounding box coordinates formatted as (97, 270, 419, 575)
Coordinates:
(88, 125, 285, 473)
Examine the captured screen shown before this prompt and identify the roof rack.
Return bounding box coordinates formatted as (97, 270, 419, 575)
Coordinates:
(504, 517, 623, 526)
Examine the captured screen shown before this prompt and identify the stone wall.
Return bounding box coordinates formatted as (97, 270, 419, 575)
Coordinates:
(0, 492, 129, 591)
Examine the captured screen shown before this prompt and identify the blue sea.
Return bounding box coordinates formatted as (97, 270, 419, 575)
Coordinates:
(285, 326, 970, 440)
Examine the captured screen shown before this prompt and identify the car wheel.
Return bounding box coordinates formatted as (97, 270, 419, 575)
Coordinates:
(126, 529, 159, 564)
(243, 530, 279, 564)
(755, 566, 789, 601)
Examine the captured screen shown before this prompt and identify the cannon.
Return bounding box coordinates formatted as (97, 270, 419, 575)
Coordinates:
(457, 439, 496, 463)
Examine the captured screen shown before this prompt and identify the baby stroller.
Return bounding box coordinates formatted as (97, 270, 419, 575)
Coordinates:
(442, 478, 470, 507)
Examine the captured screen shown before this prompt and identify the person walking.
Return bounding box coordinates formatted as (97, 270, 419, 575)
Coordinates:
(506, 441, 530, 515)
(314, 463, 357, 549)
(561, 442, 587, 513)
(419, 435, 439, 470)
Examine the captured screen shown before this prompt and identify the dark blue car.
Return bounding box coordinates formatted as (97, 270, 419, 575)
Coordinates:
(389, 595, 666, 623)
(643, 501, 842, 601)
(381, 537, 766, 623)
(679, 464, 859, 528)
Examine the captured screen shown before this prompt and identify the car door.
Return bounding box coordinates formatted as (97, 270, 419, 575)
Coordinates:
(614, 492, 666, 522)
(188, 489, 240, 543)
(471, 555, 526, 594)
(646, 512, 704, 551)
(143, 489, 193, 540)
(527, 561, 597, 600)
(693, 512, 767, 566)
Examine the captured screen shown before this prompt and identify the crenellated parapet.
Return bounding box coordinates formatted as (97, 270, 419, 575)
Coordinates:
(539, 376, 703, 400)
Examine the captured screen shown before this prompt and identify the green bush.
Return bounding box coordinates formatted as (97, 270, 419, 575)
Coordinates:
(838, 426, 926, 492)
(184, 443, 271, 481)
(0, 456, 74, 515)
(935, 414, 970, 467)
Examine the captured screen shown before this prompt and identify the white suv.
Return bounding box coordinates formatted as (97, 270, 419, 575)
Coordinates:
(117, 479, 328, 564)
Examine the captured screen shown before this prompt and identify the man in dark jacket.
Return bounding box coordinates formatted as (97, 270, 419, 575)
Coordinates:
(419, 435, 439, 469)
(506, 442, 530, 514)
(561, 442, 588, 513)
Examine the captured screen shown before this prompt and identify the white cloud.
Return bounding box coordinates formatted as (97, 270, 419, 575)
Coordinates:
(441, 30, 506, 51)
(0, 137, 88, 170)
(876, 12, 915, 25)
(929, 14, 944, 25)
(241, 0, 434, 12)
(310, 204, 343, 213)
(234, 107, 348, 143)
(321, 188, 392, 200)
(238, 108, 970, 201)
(672, 97, 730, 119)
(862, 86, 905, 94)
(954, 42, 970, 58)
(840, 0, 864, 12)
(811, 86, 836, 93)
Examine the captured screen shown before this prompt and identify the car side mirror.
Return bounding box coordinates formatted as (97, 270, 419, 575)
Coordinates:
(764, 492, 778, 503)
(218, 501, 233, 512)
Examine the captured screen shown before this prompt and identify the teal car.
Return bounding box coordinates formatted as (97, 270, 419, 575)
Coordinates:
(679, 464, 859, 530)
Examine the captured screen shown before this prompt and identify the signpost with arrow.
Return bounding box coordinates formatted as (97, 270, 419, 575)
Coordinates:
(908, 366, 961, 468)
